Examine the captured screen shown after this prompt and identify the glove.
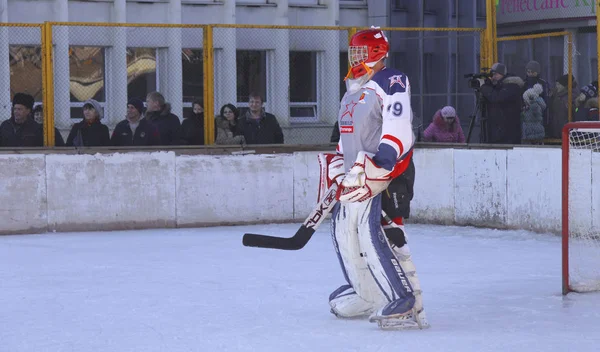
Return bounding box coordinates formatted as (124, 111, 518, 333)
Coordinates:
(337, 151, 392, 203)
(476, 78, 486, 87)
(317, 153, 345, 203)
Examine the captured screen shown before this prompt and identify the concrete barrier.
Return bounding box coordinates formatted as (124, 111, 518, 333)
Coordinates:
(0, 146, 590, 236)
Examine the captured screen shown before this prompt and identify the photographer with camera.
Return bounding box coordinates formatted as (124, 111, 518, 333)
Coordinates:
(475, 62, 525, 145)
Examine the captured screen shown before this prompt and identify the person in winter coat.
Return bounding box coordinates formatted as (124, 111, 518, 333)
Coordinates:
(111, 98, 161, 146)
(479, 62, 525, 144)
(66, 99, 110, 147)
(145, 91, 182, 146)
(215, 103, 245, 145)
(423, 106, 465, 143)
(574, 81, 599, 122)
(0, 93, 43, 147)
(521, 84, 546, 144)
(181, 99, 205, 145)
(32, 105, 65, 146)
(547, 74, 577, 138)
(236, 93, 284, 145)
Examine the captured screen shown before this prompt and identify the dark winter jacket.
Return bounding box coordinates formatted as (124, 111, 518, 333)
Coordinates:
(181, 112, 205, 145)
(479, 75, 525, 144)
(547, 86, 574, 139)
(423, 110, 466, 143)
(145, 104, 182, 146)
(331, 121, 340, 143)
(66, 119, 110, 147)
(0, 117, 43, 147)
(111, 118, 161, 146)
(574, 97, 599, 122)
(215, 115, 245, 145)
(237, 111, 284, 145)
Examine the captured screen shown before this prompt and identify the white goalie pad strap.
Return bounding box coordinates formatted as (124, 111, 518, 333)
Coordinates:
(338, 151, 392, 203)
(317, 153, 344, 203)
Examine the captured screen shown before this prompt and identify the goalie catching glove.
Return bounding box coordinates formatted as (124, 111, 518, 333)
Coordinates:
(337, 151, 393, 203)
(317, 153, 345, 203)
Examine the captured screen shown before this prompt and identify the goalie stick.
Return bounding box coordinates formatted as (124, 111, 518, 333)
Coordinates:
(242, 184, 338, 250)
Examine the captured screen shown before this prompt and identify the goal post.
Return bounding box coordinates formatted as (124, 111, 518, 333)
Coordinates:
(562, 121, 600, 295)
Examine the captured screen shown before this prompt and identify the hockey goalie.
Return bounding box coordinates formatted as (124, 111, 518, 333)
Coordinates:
(318, 27, 429, 330)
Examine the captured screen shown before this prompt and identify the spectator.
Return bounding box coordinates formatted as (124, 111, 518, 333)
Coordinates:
(0, 93, 42, 147)
(111, 98, 160, 146)
(547, 74, 577, 138)
(181, 99, 205, 145)
(215, 103, 245, 145)
(521, 84, 546, 144)
(145, 91, 181, 146)
(423, 106, 465, 143)
(32, 104, 65, 147)
(574, 81, 599, 122)
(237, 93, 284, 144)
(523, 61, 550, 104)
(479, 62, 525, 144)
(66, 99, 110, 147)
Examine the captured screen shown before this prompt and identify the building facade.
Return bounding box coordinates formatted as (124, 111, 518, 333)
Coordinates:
(2, 0, 490, 143)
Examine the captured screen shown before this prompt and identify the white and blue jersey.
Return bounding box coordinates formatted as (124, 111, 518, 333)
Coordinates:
(336, 67, 415, 175)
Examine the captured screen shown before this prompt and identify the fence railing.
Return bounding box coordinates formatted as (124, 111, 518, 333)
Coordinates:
(2, 23, 485, 147)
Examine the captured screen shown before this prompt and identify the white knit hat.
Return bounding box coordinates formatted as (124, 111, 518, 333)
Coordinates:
(441, 106, 456, 118)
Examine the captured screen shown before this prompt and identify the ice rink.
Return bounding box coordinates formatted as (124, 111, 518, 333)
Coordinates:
(1, 222, 599, 352)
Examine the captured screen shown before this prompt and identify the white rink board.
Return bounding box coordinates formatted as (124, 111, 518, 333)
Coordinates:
(411, 148, 455, 224)
(507, 148, 562, 233)
(176, 154, 294, 226)
(0, 155, 47, 234)
(454, 149, 507, 227)
(292, 151, 323, 220)
(592, 152, 600, 234)
(45, 152, 177, 232)
(568, 149, 593, 236)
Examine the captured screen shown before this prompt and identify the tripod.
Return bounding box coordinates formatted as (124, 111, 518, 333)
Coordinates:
(466, 90, 488, 144)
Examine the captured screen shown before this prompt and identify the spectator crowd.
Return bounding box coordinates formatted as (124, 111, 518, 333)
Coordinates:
(0, 91, 284, 148)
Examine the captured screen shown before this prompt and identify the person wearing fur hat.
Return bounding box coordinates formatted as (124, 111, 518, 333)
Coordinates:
(66, 99, 110, 147)
(111, 98, 161, 146)
(0, 92, 43, 147)
(478, 62, 525, 144)
(423, 106, 465, 143)
(521, 84, 546, 144)
(547, 74, 577, 138)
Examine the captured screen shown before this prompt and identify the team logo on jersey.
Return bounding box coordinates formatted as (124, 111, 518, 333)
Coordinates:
(340, 100, 357, 134)
(358, 91, 369, 104)
(389, 75, 406, 89)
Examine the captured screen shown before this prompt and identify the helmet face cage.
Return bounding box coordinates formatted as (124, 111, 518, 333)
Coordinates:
(349, 45, 369, 68)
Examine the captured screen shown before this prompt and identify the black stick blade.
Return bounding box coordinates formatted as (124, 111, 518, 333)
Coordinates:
(242, 225, 315, 250)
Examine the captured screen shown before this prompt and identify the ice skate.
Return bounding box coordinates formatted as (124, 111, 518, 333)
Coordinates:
(368, 303, 429, 330)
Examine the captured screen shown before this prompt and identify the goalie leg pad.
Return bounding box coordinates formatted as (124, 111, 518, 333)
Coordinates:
(330, 202, 387, 311)
(329, 285, 376, 318)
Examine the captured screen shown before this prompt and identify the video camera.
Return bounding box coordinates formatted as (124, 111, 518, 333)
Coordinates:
(464, 68, 492, 89)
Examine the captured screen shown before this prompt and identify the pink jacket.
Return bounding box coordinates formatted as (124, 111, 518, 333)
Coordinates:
(423, 110, 466, 143)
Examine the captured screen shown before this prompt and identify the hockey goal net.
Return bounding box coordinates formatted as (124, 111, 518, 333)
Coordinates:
(562, 122, 600, 294)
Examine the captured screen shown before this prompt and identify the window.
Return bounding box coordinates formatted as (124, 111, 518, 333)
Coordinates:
(592, 59, 598, 84)
(9, 46, 43, 102)
(393, 0, 408, 11)
(126, 47, 157, 101)
(237, 50, 267, 105)
(423, 53, 434, 93)
(423, 0, 436, 14)
(340, 52, 348, 98)
(290, 51, 318, 122)
(289, 0, 320, 5)
(182, 48, 203, 103)
(476, 0, 486, 18)
(69, 46, 105, 103)
(451, 0, 457, 17)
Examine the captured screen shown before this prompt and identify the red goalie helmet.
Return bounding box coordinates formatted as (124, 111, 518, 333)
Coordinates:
(346, 27, 389, 80)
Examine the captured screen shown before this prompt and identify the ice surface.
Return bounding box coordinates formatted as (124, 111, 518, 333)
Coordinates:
(1, 223, 599, 352)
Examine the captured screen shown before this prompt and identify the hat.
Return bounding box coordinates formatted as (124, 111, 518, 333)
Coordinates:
(491, 62, 507, 76)
(557, 74, 576, 88)
(441, 106, 456, 118)
(581, 83, 598, 99)
(83, 99, 104, 120)
(526, 60, 541, 73)
(128, 98, 145, 115)
(13, 93, 34, 110)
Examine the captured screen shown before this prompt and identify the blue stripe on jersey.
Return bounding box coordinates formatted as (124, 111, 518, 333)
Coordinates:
(373, 144, 397, 171)
(371, 67, 408, 95)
